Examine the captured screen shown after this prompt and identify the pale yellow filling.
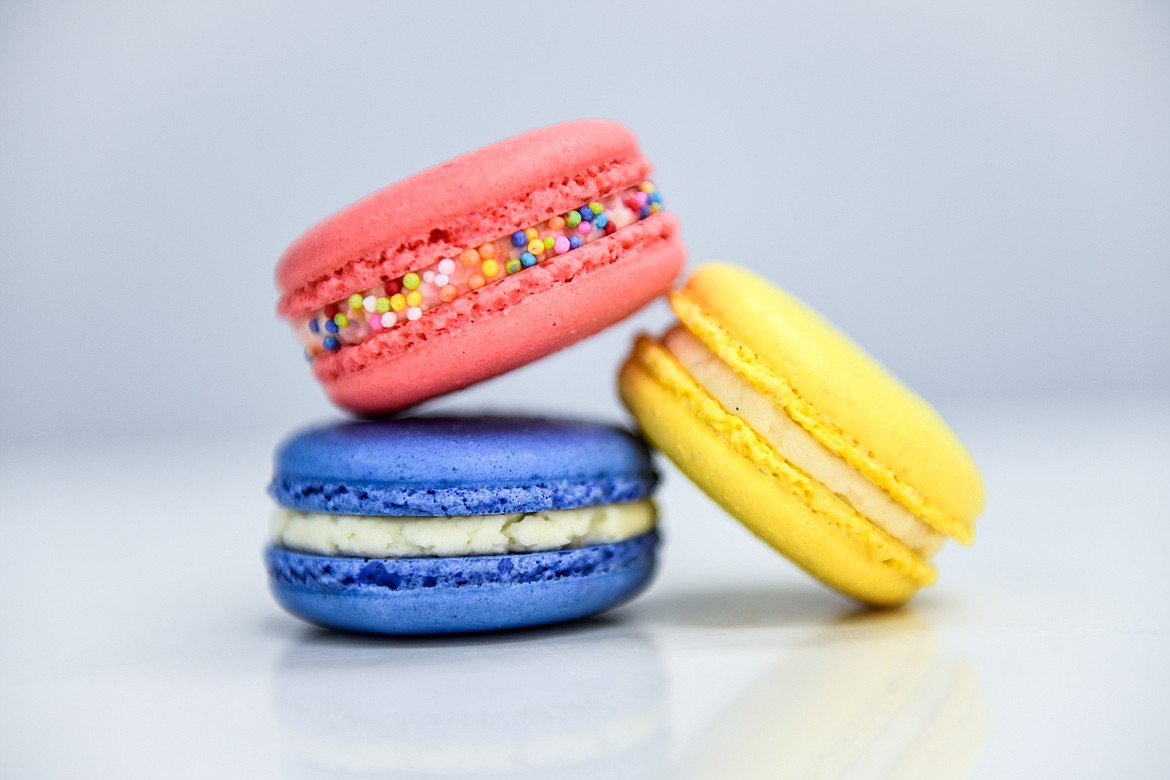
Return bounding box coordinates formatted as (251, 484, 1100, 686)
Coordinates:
(271, 500, 656, 558)
(663, 327, 944, 558)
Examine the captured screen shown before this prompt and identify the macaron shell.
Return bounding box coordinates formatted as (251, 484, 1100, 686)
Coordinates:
(277, 119, 650, 316)
(265, 532, 658, 634)
(672, 263, 984, 542)
(620, 337, 931, 606)
(271, 415, 658, 515)
(318, 212, 683, 415)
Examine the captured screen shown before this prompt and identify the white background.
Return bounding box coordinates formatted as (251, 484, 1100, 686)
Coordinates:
(1, 2, 1168, 777)
(1, 0, 1167, 438)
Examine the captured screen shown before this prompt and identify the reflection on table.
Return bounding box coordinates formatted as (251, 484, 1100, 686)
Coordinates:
(677, 610, 988, 779)
(271, 619, 667, 779)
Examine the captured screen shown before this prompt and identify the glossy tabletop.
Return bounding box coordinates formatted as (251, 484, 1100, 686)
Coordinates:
(1, 398, 1167, 778)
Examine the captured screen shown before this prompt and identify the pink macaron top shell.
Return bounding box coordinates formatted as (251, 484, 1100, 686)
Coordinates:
(276, 120, 651, 318)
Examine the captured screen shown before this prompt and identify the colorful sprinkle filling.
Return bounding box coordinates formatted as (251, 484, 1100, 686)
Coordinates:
(297, 181, 663, 359)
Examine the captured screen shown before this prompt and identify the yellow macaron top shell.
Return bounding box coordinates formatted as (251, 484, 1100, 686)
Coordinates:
(670, 263, 985, 543)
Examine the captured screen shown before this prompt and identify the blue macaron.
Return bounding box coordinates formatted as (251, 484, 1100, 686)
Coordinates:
(265, 416, 660, 634)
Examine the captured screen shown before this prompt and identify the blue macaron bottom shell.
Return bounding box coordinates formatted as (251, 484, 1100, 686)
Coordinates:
(265, 531, 659, 634)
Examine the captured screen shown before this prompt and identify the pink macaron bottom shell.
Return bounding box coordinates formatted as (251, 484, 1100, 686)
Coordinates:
(315, 212, 684, 415)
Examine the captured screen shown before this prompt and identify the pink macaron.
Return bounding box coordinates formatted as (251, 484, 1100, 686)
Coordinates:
(276, 120, 686, 415)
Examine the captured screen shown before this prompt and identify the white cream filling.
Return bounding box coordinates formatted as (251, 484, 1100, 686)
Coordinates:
(271, 500, 656, 558)
(663, 327, 944, 558)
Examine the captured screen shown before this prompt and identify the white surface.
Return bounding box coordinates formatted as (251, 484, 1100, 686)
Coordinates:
(1, 398, 1168, 778)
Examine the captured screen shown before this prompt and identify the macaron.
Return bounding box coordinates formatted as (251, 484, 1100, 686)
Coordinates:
(619, 263, 985, 606)
(276, 119, 685, 415)
(265, 416, 660, 634)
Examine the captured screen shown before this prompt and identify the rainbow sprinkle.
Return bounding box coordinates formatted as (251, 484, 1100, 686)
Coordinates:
(297, 181, 663, 359)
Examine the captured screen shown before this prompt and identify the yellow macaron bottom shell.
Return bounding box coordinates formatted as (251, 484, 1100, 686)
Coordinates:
(271, 500, 656, 558)
(671, 265, 984, 544)
(662, 326, 946, 559)
(620, 337, 934, 606)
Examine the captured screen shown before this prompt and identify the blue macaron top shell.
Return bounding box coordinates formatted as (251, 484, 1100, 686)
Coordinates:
(270, 416, 658, 516)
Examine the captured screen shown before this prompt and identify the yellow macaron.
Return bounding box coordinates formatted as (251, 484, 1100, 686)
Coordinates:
(619, 263, 984, 606)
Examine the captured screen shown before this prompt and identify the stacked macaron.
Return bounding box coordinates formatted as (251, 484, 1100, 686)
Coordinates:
(267, 417, 662, 634)
(267, 120, 985, 635)
(276, 120, 682, 415)
(267, 120, 685, 633)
